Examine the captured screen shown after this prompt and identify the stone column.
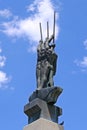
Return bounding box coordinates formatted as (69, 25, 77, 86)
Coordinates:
(23, 87, 64, 130)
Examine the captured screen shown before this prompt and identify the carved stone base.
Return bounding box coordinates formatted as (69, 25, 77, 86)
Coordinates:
(24, 98, 62, 124)
(23, 118, 64, 130)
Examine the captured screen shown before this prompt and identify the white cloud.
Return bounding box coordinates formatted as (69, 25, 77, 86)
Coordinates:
(0, 56, 6, 67)
(0, 47, 6, 67)
(0, 9, 12, 18)
(0, 0, 59, 52)
(74, 56, 87, 72)
(83, 39, 87, 50)
(80, 57, 87, 67)
(0, 71, 10, 89)
(0, 47, 11, 89)
(28, 45, 37, 53)
(74, 39, 87, 72)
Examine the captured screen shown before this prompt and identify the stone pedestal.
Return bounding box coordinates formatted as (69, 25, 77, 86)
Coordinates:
(23, 118, 64, 130)
(24, 98, 62, 124)
(24, 87, 63, 124)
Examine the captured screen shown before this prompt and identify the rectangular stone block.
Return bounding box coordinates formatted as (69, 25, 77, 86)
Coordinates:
(23, 118, 64, 130)
(24, 98, 62, 124)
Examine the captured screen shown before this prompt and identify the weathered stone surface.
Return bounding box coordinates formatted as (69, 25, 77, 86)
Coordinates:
(29, 87, 63, 104)
(24, 98, 62, 124)
(23, 118, 64, 130)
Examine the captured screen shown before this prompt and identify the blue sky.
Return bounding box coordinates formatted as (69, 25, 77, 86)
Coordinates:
(0, 0, 87, 130)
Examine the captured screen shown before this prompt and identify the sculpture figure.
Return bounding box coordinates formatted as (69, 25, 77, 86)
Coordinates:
(36, 12, 58, 89)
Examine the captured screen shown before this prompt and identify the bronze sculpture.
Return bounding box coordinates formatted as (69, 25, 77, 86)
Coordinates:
(24, 11, 63, 125)
(36, 12, 58, 89)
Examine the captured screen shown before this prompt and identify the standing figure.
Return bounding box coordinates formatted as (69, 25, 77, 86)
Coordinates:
(36, 40, 45, 89)
(36, 12, 57, 90)
(46, 44, 58, 87)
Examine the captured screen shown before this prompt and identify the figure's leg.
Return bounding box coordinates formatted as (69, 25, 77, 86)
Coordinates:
(36, 63, 41, 89)
(40, 61, 50, 88)
(40, 68, 47, 88)
(48, 70, 54, 87)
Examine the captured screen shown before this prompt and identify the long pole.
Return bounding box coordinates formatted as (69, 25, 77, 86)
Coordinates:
(39, 22, 43, 42)
(53, 11, 56, 44)
(47, 21, 49, 39)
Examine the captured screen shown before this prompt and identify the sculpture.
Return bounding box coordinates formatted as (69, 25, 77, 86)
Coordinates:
(24, 11, 63, 125)
(36, 12, 58, 90)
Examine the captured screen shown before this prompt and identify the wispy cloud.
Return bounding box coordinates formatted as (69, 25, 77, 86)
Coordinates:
(0, 0, 59, 52)
(74, 57, 87, 67)
(0, 9, 12, 18)
(83, 39, 87, 50)
(80, 56, 87, 67)
(74, 39, 87, 72)
(0, 71, 10, 89)
(0, 47, 11, 90)
(74, 56, 87, 72)
(0, 56, 6, 68)
(0, 48, 2, 53)
(0, 48, 6, 68)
